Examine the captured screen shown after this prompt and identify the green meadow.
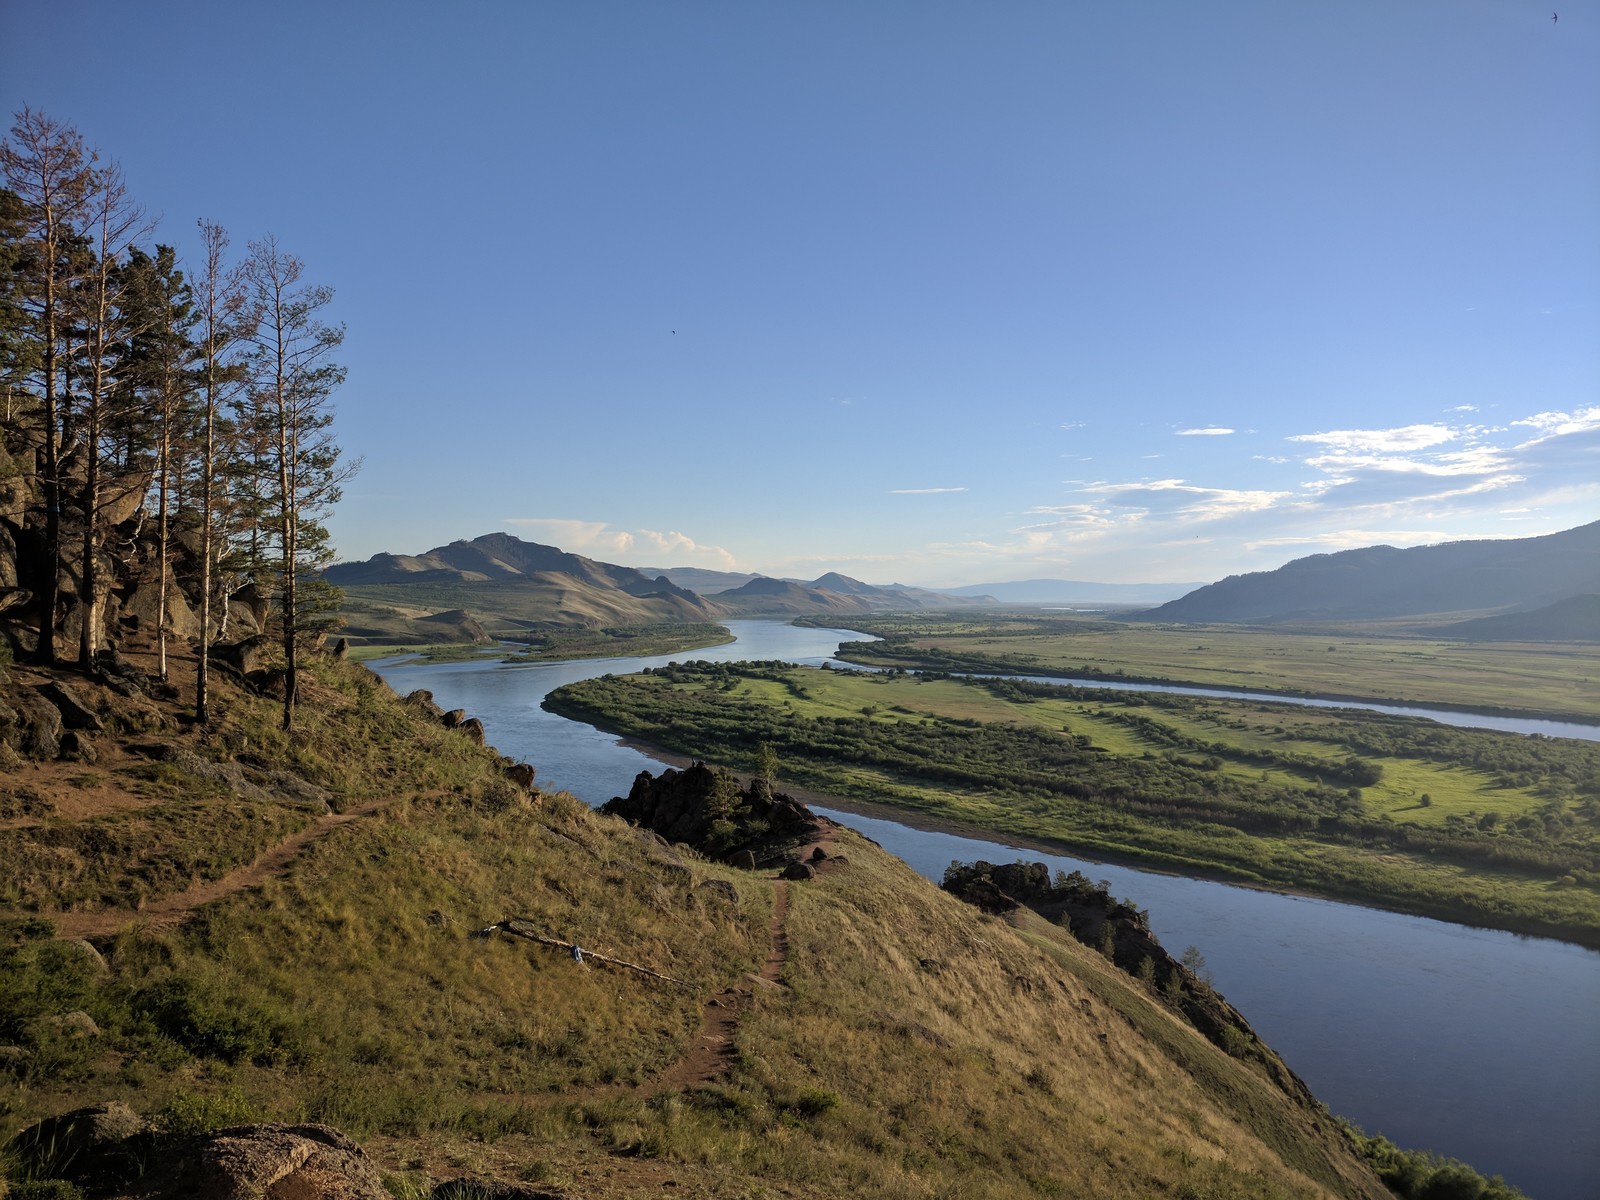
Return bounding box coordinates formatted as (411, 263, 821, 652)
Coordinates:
(817, 612, 1600, 722)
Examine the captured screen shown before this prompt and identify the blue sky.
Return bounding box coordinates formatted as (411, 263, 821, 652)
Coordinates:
(4, 0, 1596, 586)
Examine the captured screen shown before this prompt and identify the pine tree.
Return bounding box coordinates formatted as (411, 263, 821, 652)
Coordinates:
(190, 219, 250, 724)
(1, 109, 97, 663)
(240, 235, 356, 730)
(115, 244, 197, 680)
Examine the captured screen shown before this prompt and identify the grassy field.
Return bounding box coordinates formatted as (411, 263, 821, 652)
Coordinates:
(547, 662, 1600, 945)
(819, 612, 1600, 722)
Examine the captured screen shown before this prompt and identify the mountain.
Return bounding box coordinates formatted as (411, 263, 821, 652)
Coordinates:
(635, 566, 764, 594)
(326, 533, 723, 642)
(1137, 521, 1600, 625)
(939, 579, 1207, 605)
(326, 531, 698, 600)
(328, 537, 990, 642)
(713, 573, 993, 616)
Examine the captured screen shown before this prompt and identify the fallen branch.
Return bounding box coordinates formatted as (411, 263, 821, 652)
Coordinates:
(480, 918, 693, 988)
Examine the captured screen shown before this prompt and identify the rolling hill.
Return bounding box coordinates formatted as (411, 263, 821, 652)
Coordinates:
(329, 536, 991, 642)
(1137, 521, 1600, 625)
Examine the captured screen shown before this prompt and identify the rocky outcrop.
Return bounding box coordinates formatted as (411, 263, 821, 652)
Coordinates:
(603, 762, 826, 864)
(119, 1123, 389, 1200)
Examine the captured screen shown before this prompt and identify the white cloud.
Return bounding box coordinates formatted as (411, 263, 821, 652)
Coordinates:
(502, 517, 634, 553)
(1510, 405, 1600, 439)
(635, 529, 739, 568)
(501, 517, 736, 568)
(890, 486, 968, 495)
(1287, 423, 1456, 453)
(1081, 479, 1293, 520)
(1176, 427, 1235, 436)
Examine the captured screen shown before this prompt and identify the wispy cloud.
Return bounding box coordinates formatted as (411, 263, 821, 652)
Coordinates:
(1176, 427, 1235, 436)
(1286, 423, 1456, 454)
(1510, 405, 1600, 439)
(890, 486, 968, 495)
(501, 517, 736, 567)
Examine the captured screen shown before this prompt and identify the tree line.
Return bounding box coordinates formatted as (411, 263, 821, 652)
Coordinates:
(1, 107, 356, 729)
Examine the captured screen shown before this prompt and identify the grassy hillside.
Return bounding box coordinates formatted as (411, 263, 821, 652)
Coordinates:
(0, 645, 1395, 1198)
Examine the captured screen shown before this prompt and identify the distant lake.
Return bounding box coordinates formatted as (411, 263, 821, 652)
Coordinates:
(373, 620, 1599, 1200)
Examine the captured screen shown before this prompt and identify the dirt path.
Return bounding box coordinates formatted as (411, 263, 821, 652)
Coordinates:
(642, 878, 791, 1097)
(42, 798, 389, 940)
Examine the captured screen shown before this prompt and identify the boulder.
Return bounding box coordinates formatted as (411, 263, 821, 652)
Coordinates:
(780, 861, 816, 882)
(43, 678, 105, 732)
(64, 938, 111, 975)
(441, 708, 467, 729)
(229, 581, 271, 634)
(404, 689, 444, 718)
(6, 689, 63, 759)
(456, 717, 486, 745)
(210, 636, 274, 678)
(697, 879, 740, 908)
(728, 849, 758, 871)
(810, 846, 829, 862)
(504, 762, 537, 790)
(60, 728, 98, 763)
(117, 1122, 389, 1200)
(119, 574, 201, 641)
(332, 636, 350, 659)
(7, 1101, 150, 1187)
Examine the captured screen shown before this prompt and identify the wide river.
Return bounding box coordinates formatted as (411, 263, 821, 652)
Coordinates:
(373, 620, 1598, 1200)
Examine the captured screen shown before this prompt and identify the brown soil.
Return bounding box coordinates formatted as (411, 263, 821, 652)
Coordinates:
(40, 796, 390, 940)
(644, 878, 791, 1097)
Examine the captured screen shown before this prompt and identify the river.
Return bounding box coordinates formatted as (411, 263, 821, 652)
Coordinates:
(372, 620, 1599, 1200)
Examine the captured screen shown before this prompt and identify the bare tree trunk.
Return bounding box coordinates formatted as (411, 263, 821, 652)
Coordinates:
(155, 417, 170, 681)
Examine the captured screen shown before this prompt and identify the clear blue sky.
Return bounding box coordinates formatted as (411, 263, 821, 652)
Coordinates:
(5, 0, 1596, 586)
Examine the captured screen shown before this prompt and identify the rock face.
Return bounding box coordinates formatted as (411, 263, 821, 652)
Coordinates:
(603, 762, 826, 863)
(119, 1123, 390, 1200)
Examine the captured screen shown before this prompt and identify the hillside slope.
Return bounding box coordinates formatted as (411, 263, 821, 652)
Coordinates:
(1139, 521, 1600, 624)
(0, 643, 1390, 1199)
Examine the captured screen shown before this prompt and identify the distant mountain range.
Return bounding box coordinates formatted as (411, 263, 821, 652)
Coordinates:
(328, 534, 990, 644)
(935, 579, 1205, 605)
(1138, 521, 1600, 636)
(642, 567, 1195, 606)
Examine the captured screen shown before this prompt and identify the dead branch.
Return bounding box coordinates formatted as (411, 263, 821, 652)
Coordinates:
(480, 918, 693, 988)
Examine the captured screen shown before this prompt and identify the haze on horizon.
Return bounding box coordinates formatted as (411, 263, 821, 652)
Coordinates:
(4, 0, 1595, 589)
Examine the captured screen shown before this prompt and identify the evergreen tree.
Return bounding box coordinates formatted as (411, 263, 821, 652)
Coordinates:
(114, 244, 196, 680)
(240, 235, 356, 730)
(1, 109, 97, 664)
(190, 219, 250, 724)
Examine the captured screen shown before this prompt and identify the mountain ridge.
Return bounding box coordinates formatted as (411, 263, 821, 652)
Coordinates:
(1138, 521, 1600, 625)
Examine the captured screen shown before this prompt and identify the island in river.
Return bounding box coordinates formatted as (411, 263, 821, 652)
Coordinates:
(545, 658, 1600, 947)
